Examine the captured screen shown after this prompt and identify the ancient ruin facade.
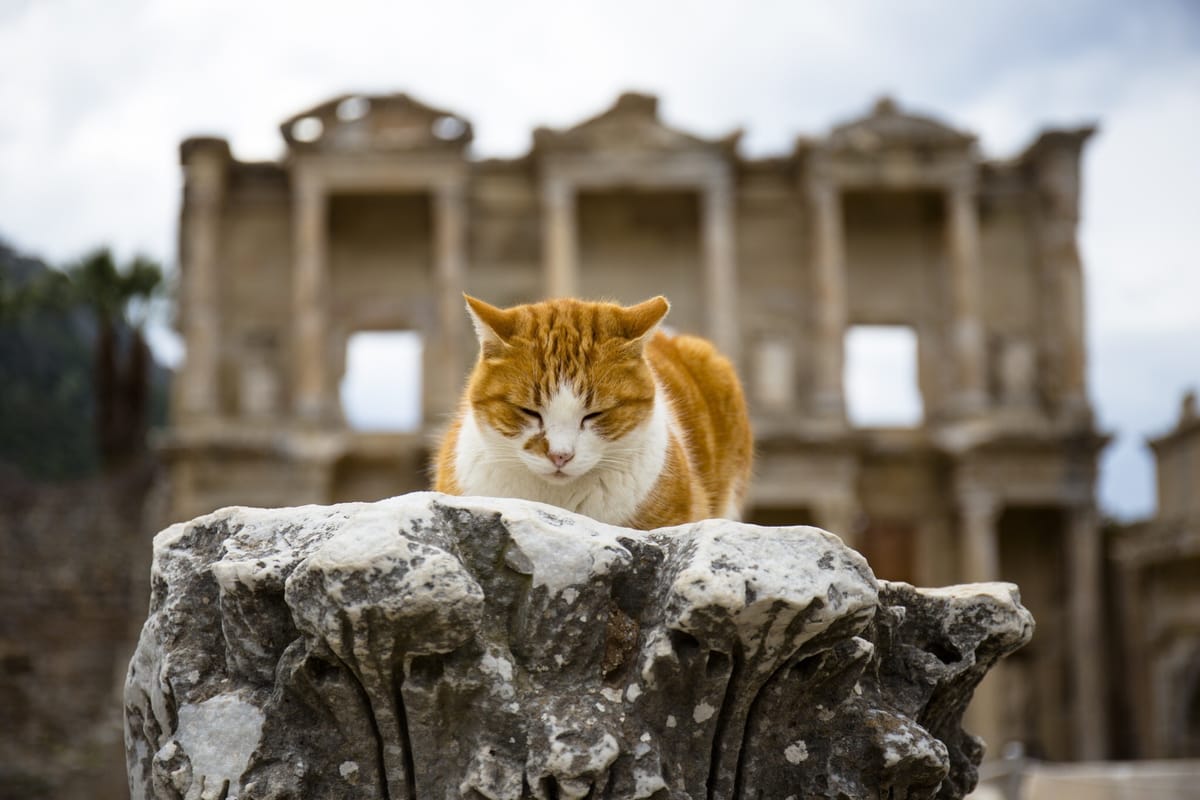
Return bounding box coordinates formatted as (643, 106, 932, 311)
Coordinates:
(167, 92, 1106, 761)
(1112, 392, 1200, 759)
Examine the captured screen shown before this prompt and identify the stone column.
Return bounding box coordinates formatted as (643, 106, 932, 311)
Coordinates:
(915, 516, 955, 588)
(945, 179, 988, 417)
(1113, 552, 1151, 756)
(179, 142, 227, 419)
(702, 174, 739, 364)
(1033, 134, 1092, 425)
(1067, 505, 1107, 759)
(1049, 220, 1089, 423)
(292, 168, 331, 423)
(807, 171, 846, 421)
(958, 488, 1004, 754)
(959, 489, 999, 583)
(814, 495, 860, 550)
(430, 179, 468, 424)
(542, 176, 578, 298)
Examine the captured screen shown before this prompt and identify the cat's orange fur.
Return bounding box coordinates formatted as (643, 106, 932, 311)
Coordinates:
(433, 295, 753, 530)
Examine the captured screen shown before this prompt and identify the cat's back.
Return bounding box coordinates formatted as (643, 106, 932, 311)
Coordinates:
(645, 331, 752, 515)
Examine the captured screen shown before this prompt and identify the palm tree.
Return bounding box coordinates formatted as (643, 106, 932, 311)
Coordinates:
(1, 244, 164, 475)
(66, 249, 164, 469)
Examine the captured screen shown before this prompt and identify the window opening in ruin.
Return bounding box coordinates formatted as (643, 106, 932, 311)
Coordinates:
(336, 96, 370, 122)
(432, 115, 467, 140)
(340, 331, 423, 432)
(291, 116, 324, 142)
(844, 325, 923, 427)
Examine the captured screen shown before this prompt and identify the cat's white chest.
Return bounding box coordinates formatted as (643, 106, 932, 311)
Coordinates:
(453, 403, 669, 527)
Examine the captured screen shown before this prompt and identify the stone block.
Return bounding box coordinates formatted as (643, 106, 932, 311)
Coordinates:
(125, 492, 1032, 799)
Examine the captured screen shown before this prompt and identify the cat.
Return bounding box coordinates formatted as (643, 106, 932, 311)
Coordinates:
(433, 294, 753, 530)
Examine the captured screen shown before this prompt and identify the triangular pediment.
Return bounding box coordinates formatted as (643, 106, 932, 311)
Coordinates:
(828, 97, 974, 153)
(534, 92, 739, 156)
(281, 93, 473, 153)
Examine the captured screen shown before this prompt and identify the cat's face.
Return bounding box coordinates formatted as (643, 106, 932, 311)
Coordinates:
(464, 295, 669, 483)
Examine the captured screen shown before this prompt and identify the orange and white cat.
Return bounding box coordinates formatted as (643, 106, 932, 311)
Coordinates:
(434, 295, 752, 530)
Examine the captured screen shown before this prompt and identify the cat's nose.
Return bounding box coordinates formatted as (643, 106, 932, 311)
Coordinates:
(548, 450, 574, 468)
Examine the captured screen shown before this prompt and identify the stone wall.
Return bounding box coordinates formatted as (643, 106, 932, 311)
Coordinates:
(126, 493, 1033, 799)
(0, 458, 161, 800)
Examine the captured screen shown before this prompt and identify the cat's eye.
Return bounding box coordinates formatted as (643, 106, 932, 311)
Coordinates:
(582, 411, 603, 428)
(517, 407, 542, 423)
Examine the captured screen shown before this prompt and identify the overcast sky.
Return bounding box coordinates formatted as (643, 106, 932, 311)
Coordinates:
(1, 0, 1197, 519)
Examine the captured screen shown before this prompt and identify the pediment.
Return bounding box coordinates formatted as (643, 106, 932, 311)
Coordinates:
(534, 92, 740, 156)
(828, 97, 974, 153)
(281, 93, 473, 153)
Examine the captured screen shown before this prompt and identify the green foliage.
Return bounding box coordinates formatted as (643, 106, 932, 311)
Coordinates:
(0, 246, 165, 324)
(0, 241, 167, 481)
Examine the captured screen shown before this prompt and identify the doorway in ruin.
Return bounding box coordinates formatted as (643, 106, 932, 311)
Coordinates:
(858, 518, 916, 584)
(1183, 658, 1200, 757)
(577, 189, 703, 335)
(997, 505, 1069, 760)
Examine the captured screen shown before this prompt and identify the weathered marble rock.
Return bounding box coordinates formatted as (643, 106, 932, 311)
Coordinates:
(125, 492, 1033, 800)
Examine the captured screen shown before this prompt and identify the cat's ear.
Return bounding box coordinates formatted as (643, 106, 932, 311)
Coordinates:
(621, 296, 670, 342)
(464, 294, 518, 349)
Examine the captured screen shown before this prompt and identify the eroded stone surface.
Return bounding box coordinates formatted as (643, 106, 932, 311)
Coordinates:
(125, 492, 1032, 799)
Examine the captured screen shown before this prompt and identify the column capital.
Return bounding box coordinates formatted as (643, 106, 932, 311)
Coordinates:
(803, 147, 837, 186)
(184, 156, 228, 206)
(958, 487, 1000, 520)
(958, 484, 1000, 584)
(804, 171, 838, 204)
(542, 174, 573, 207)
(943, 160, 980, 195)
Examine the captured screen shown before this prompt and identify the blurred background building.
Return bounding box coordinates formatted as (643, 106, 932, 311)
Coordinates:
(1112, 392, 1200, 759)
(167, 91, 1109, 764)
